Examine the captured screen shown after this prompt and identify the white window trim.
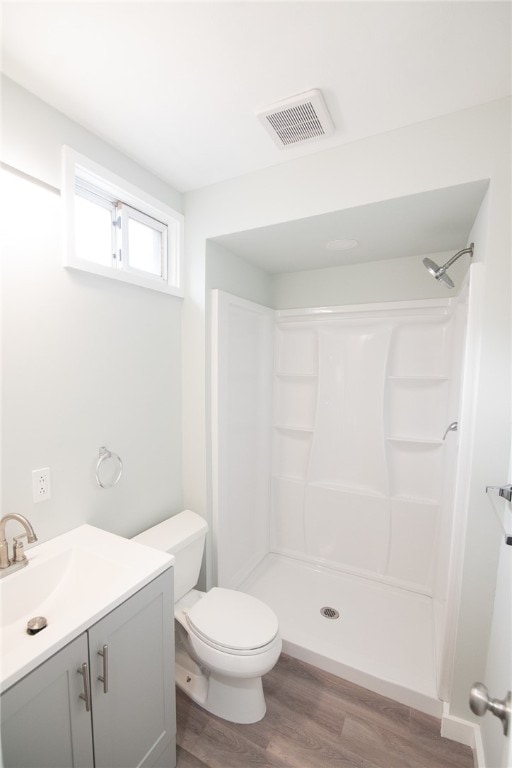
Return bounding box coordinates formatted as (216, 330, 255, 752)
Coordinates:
(62, 146, 184, 297)
(119, 202, 169, 281)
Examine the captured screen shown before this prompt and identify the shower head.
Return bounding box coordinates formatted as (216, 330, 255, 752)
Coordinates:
(423, 257, 455, 288)
(422, 243, 474, 289)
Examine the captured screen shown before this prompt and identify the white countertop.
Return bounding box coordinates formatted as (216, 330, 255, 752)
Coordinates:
(0, 524, 173, 692)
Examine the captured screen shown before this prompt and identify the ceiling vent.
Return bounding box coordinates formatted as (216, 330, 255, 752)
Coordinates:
(257, 89, 335, 149)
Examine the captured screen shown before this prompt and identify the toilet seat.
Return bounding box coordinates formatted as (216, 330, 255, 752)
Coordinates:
(185, 587, 279, 655)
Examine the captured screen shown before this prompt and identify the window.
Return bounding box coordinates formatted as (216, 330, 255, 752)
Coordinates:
(63, 147, 183, 296)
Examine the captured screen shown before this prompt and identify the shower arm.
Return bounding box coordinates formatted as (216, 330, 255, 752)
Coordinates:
(436, 245, 474, 276)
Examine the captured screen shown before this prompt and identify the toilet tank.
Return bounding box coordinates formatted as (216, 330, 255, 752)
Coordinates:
(133, 510, 208, 602)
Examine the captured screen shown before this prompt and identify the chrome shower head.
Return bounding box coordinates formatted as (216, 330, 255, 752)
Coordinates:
(423, 257, 455, 288)
(422, 243, 474, 289)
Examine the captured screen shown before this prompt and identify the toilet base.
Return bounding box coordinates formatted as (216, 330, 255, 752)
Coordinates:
(175, 655, 266, 724)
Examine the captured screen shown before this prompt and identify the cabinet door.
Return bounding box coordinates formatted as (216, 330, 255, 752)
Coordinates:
(1, 634, 94, 768)
(88, 570, 174, 768)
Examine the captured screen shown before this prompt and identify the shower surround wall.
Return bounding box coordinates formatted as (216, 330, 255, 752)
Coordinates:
(272, 303, 460, 594)
(211, 289, 467, 710)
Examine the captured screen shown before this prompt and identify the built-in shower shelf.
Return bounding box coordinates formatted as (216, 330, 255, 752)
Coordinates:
(386, 437, 444, 446)
(275, 372, 318, 379)
(391, 494, 440, 507)
(274, 424, 314, 433)
(272, 473, 308, 484)
(388, 375, 448, 382)
(308, 480, 387, 499)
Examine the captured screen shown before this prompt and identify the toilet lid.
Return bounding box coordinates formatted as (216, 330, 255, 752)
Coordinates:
(186, 588, 279, 651)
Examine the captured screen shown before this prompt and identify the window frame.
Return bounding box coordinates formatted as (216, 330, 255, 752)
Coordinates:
(62, 146, 184, 297)
(119, 202, 169, 281)
(74, 179, 118, 269)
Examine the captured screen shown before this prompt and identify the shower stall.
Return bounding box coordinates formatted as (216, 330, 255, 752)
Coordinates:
(211, 281, 472, 716)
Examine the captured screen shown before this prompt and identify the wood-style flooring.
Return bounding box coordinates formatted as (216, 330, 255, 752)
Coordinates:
(176, 654, 474, 768)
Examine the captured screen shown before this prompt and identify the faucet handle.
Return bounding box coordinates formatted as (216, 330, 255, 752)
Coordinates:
(0, 539, 11, 568)
(442, 421, 458, 440)
(13, 534, 28, 563)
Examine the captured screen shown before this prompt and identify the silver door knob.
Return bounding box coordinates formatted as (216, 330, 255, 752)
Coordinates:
(469, 682, 511, 735)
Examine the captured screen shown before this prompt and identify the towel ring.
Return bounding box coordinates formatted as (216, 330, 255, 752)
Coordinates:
(96, 446, 123, 489)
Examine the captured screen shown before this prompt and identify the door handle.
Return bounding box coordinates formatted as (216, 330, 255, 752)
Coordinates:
(98, 644, 109, 694)
(469, 682, 511, 735)
(77, 662, 91, 712)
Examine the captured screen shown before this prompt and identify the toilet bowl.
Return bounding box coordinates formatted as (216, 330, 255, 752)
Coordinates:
(133, 510, 281, 724)
(175, 588, 281, 722)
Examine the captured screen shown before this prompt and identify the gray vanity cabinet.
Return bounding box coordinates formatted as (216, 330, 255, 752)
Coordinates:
(89, 570, 175, 768)
(1, 632, 95, 768)
(1, 570, 175, 768)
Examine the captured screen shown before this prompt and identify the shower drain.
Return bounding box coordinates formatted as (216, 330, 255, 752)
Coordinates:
(320, 606, 340, 620)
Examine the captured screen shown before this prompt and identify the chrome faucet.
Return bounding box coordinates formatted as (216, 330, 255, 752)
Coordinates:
(0, 514, 38, 577)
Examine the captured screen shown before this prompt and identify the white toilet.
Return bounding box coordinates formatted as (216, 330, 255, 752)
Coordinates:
(133, 509, 282, 724)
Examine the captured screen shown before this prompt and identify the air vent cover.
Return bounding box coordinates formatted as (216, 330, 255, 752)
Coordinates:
(257, 89, 334, 148)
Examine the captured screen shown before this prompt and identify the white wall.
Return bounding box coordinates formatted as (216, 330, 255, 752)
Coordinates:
(206, 241, 272, 308)
(1, 76, 181, 211)
(183, 97, 511, 728)
(211, 291, 273, 589)
(1, 80, 184, 543)
(200, 243, 272, 587)
(271, 250, 469, 309)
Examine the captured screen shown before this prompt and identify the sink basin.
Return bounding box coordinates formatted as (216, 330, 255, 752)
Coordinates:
(2, 547, 121, 627)
(0, 524, 173, 692)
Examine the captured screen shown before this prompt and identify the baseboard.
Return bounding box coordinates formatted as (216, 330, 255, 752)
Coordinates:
(441, 704, 484, 767)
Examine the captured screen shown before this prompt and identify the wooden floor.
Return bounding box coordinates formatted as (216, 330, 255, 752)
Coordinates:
(176, 654, 474, 768)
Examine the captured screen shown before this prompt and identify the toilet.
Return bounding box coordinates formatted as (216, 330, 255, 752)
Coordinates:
(133, 509, 282, 724)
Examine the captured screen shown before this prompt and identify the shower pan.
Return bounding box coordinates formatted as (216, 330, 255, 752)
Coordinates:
(211, 285, 470, 716)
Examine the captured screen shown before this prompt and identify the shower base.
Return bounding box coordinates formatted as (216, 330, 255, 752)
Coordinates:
(240, 553, 442, 717)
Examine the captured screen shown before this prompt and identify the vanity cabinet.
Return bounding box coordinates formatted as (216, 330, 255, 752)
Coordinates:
(1, 633, 94, 768)
(1, 570, 175, 768)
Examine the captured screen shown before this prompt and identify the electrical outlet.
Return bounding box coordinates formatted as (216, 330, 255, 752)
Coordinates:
(32, 468, 51, 503)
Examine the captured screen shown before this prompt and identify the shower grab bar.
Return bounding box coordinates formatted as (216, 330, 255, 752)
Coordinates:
(486, 484, 512, 503)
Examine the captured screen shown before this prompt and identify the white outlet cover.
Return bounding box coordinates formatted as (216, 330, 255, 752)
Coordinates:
(32, 467, 51, 503)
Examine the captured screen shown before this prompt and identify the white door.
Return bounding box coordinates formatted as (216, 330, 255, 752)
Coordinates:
(477, 492, 512, 768)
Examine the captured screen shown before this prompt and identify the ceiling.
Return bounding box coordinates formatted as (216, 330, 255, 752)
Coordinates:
(1, 2, 510, 193)
(211, 180, 489, 273)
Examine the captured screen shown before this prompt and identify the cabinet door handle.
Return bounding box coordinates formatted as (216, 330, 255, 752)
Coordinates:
(98, 644, 109, 693)
(77, 662, 91, 712)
